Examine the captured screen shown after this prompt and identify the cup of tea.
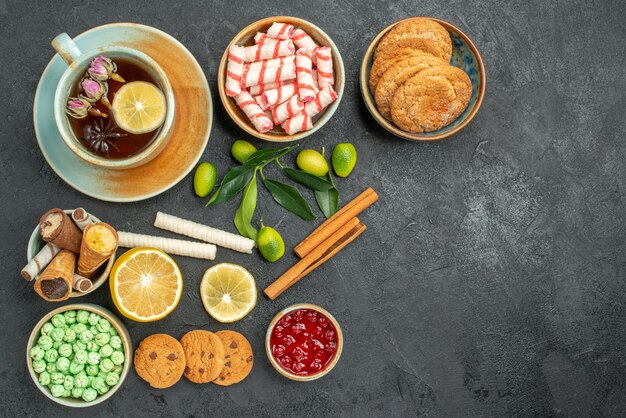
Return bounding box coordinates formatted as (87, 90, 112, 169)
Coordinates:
(51, 33, 175, 169)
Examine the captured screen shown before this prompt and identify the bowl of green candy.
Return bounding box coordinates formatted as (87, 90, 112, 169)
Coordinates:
(26, 303, 132, 407)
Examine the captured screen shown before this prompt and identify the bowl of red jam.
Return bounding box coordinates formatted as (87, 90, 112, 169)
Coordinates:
(266, 303, 343, 381)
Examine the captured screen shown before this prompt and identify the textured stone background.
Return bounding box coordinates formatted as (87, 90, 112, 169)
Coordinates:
(1, 0, 625, 416)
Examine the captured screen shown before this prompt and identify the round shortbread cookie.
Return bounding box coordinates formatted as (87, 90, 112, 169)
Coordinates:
(375, 17, 452, 62)
(369, 48, 427, 93)
(390, 65, 472, 133)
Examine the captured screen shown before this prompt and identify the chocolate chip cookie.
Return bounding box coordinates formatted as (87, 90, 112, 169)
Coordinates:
(180, 330, 225, 383)
(212, 330, 253, 386)
(134, 334, 186, 389)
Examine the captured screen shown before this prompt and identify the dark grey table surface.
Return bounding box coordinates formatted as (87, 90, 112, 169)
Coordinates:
(1, 0, 625, 417)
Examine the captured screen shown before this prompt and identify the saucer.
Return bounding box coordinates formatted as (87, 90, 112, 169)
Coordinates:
(34, 23, 212, 202)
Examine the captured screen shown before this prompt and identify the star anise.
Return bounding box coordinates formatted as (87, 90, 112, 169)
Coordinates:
(83, 118, 127, 156)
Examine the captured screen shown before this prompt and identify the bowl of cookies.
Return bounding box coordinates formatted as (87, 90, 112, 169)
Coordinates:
(218, 16, 345, 141)
(360, 17, 485, 141)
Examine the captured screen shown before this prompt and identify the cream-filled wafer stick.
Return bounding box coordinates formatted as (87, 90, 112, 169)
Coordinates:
(154, 212, 255, 254)
(34, 250, 75, 302)
(261, 82, 298, 108)
(39, 208, 83, 253)
(281, 111, 312, 135)
(266, 22, 294, 39)
(21, 243, 61, 281)
(241, 60, 296, 88)
(234, 91, 274, 133)
(315, 47, 334, 87)
(296, 49, 316, 103)
(71, 208, 94, 231)
(225, 45, 245, 97)
(304, 85, 338, 118)
(249, 79, 295, 96)
(272, 95, 304, 125)
(118, 231, 217, 260)
(242, 40, 295, 62)
(254, 32, 279, 45)
(291, 28, 318, 52)
(72, 274, 92, 293)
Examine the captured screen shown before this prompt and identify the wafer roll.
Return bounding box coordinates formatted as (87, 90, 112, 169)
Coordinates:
(225, 45, 245, 97)
(77, 222, 118, 278)
(234, 91, 274, 133)
(261, 82, 298, 108)
(34, 250, 75, 302)
(296, 49, 316, 103)
(273, 95, 304, 125)
(21, 243, 61, 281)
(72, 274, 93, 293)
(291, 28, 318, 52)
(304, 85, 338, 118)
(71, 208, 94, 231)
(315, 47, 334, 87)
(254, 32, 279, 45)
(249, 79, 295, 96)
(39, 208, 82, 253)
(242, 40, 295, 62)
(266, 22, 294, 39)
(281, 111, 312, 135)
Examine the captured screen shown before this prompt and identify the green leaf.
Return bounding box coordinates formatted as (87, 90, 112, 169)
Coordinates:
(243, 145, 297, 167)
(314, 172, 339, 218)
(234, 173, 258, 240)
(282, 167, 334, 191)
(262, 178, 315, 220)
(206, 165, 255, 206)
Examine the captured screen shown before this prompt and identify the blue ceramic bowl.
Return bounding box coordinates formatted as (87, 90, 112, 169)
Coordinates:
(360, 17, 486, 141)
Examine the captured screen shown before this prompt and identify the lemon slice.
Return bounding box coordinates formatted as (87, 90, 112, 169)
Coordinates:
(111, 81, 166, 134)
(110, 248, 183, 322)
(200, 263, 257, 323)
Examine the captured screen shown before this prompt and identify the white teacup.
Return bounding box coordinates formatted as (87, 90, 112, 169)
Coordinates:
(51, 33, 175, 169)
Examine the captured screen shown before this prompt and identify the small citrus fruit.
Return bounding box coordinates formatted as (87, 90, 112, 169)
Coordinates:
(296, 149, 329, 177)
(257, 226, 285, 262)
(231, 140, 257, 163)
(331, 143, 357, 177)
(194, 162, 217, 197)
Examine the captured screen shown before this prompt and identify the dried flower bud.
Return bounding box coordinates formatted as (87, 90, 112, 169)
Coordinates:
(80, 78, 105, 102)
(65, 97, 90, 119)
(88, 56, 114, 81)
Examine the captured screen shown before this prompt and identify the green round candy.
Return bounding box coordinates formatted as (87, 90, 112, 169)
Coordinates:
(30, 345, 45, 360)
(88, 313, 101, 326)
(72, 341, 87, 353)
(50, 384, 65, 398)
(52, 341, 61, 349)
(76, 310, 90, 324)
(71, 323, 87, 334)
(96, 319, 111, 333)
(69, 361, 84, 375)
(89, 326, 98, 336)
(86, 364, 99, 376)
(63, 375, 74, 390)
(95, 333, 110, 347)
(50, 314, 66, 328)
(50, 328, 65, 342)
(44, 349, 58, 363)
(87, 341, 99, 353)
(56, 357, 70, 373)
(91, 376, 105, 389)
(111, 364, 123, 375)
(87, 352, 100, 365)
(58, 343, 73, 358)
(82, 387, 98, 402)
(63, 328, 76, 343)
(74, 350, 88, 365)
(74, 374, 89, 388)
(50, 372, 64, 385)
(79, 329, 94, 344)
(108, 327, 119, 337)
(71, 387, 84, 398)
(110, 351, 125, 366)
(193, 162, 218, 197)
(105, 372, 120, 386)
(32, 359, 46, 373)
(99, 358, 114, 373)
(46, 362, 57, 374)
(96, 384, 110, 395)
(38, 371, 51, 386)
(109, 336, 122, 350)
(63, 388, 72, 398)
(37, 335, 53, 351)
(63, 310, 77, 324)
(99, 344, 114, 358)
(41, 322, 54, 336)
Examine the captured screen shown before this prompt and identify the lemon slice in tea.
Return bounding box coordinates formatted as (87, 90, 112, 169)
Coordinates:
(110, 248, 183, 322)
(200, 263, 257, 323)
(111, 81, 166, 134)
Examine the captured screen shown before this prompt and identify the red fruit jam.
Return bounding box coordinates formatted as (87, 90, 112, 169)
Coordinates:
(269, 308, 339, 376)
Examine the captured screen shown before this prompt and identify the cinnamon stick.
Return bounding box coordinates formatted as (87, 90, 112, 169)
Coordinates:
(294, 187, 378, 258)
(264, 217, 365, 300)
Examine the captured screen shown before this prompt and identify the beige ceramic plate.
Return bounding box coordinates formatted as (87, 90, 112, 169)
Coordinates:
(360, 17, 486, 141)
(218, 16, 345, 142)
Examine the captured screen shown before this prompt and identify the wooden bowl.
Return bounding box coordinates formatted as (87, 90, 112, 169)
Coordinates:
(26, 303, 132, 407)
(218, 16, 345, 142)
(360, 17, 486, 141)
(26, 209, 115, 298)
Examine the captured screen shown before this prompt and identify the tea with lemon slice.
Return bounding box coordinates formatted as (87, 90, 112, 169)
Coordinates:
(67, 58, 166, 159)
